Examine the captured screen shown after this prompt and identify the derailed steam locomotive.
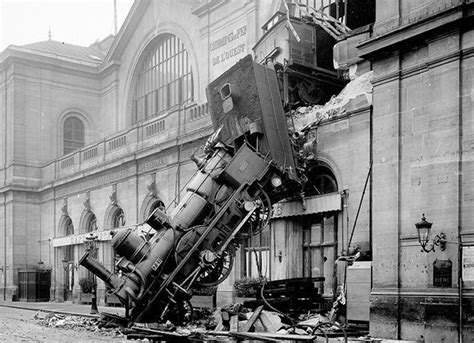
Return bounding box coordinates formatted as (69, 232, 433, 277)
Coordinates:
(80, 55, 307, 324)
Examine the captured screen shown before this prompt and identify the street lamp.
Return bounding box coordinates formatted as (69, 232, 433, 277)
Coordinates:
(415, 214, 447, 253)
(84, 233, 99, 314)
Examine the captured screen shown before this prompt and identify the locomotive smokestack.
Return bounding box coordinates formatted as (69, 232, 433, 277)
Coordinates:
(79, 252, 122, 289)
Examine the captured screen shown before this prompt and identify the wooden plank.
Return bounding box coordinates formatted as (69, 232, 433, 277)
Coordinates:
(230, 314, 239, 332)
(253, 318, 266, 332)
(230, 331, 281, 342)
(260, 311, 281, 333)
(240, 305, 264, 332)
(212, 331, 316, 341)
(214, 311, 223, 331)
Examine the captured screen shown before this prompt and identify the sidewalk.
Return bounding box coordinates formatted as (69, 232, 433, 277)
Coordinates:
(0, 300, 126, 318)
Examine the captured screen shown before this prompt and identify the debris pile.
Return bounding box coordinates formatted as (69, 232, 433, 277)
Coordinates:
(34, 311, 124, 339)
(120, 304, 371, 342)
(33, 305, 375, 342)
(289, 71, 374, 132)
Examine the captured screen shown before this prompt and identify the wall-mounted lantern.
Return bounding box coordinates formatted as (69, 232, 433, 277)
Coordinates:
(415, 214, 447, 253)
(61, 259, 77, 271)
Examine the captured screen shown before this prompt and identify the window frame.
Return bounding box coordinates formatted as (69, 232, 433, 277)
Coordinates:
(63, 116, 85, 155)
(132, 34, 194, 123)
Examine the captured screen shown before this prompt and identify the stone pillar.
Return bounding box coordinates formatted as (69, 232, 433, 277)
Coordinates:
(370, 51, 401, 339)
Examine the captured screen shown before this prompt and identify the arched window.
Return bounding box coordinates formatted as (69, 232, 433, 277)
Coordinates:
(110, 207, 125, 275)
(148, 200, 165, 217)
(303, 164, 338, 197)
(85, 213, 97, 233)
(132, 34, 194, 123)
(62, 216, 74, 277)
(64, 216, 74, 236)
(112, 208, 126, 228)
(63, 116, 85, 155)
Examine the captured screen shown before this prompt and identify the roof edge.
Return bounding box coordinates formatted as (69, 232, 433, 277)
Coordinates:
(103, 0, 151, 64)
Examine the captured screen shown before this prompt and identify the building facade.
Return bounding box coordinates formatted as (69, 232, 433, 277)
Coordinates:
(1, 0, 473, 341)
(345, 0, 474, 341)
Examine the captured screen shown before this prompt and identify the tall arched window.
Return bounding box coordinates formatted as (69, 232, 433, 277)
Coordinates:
(148, 200, 165, 217)
(112, 208, 126, 228)
(85, 213, 97, 233)
(62, 216, 74, 280)
(110, 207, 125, 275)
(132, 34, 194, 123)
(63, 116, 85, 155)
(64, 216, 74, 236)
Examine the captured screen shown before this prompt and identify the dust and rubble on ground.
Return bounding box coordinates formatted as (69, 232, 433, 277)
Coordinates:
(33, 304, 378, 342)
(34, 311, 126, 339)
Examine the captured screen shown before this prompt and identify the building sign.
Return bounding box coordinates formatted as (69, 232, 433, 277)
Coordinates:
(210, 24, 247, 79)
(52, 225, 146, 247)
(462, 246, 474, 284)
(433, 259, 452, 287)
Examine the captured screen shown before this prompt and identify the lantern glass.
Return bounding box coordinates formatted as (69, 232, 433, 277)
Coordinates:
(417, 226, 431, 246)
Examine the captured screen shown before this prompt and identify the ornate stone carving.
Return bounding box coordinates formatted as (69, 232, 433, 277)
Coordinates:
(83, 191, 91, 211)
(61, 197, 68, 216)
(109, 184, 117, 206)
(147, 174, 157, 198)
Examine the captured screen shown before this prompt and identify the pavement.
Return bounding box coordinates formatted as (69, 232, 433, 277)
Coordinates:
(0, 299, 126, 318)
(0, 300, 422, 343)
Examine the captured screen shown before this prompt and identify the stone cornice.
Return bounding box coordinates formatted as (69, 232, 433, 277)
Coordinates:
(191, 0, 230, 18)
(357, 2, 471, 58)
(0, 47, 100, 78)
(372, 46, 474, 87)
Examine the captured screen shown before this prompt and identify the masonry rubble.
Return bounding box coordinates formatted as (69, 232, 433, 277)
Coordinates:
(289, 70, 374, 132)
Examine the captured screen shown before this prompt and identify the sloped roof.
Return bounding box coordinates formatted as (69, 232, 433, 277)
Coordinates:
(20, 40, 107, 63)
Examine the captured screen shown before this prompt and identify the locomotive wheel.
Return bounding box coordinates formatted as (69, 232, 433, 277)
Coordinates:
(196, 246, 234, 287)
(242, 188, 272, 237)
(175, 225, 235, 287)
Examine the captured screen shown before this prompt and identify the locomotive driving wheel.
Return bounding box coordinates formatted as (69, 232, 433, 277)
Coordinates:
(242, 188, 272, 237)
(196, 246, 234, 287)
(174, 225, 235, 287)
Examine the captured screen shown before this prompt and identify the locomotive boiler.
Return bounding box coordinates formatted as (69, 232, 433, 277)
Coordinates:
(79, 55, 304, 324)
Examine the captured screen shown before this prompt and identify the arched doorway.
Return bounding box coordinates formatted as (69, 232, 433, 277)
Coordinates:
(302, 163, 339, 298)
(60, 216, 75, 301)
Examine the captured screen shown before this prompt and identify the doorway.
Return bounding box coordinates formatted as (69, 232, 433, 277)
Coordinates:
(302, 213, 337, 297)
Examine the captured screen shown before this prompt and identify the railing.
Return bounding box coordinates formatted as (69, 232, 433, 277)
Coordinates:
(145, 119, 165, 137)
(60, 156, 75, 169)
(83, 146, 98, 161)
(188, 102, 209, 121)
(108, 135, 127, 151)
(47, 103, 212, 183)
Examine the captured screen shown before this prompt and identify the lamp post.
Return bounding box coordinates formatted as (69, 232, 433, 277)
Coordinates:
(84, 233, 99, 314)
(415, 214, 447, 253)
